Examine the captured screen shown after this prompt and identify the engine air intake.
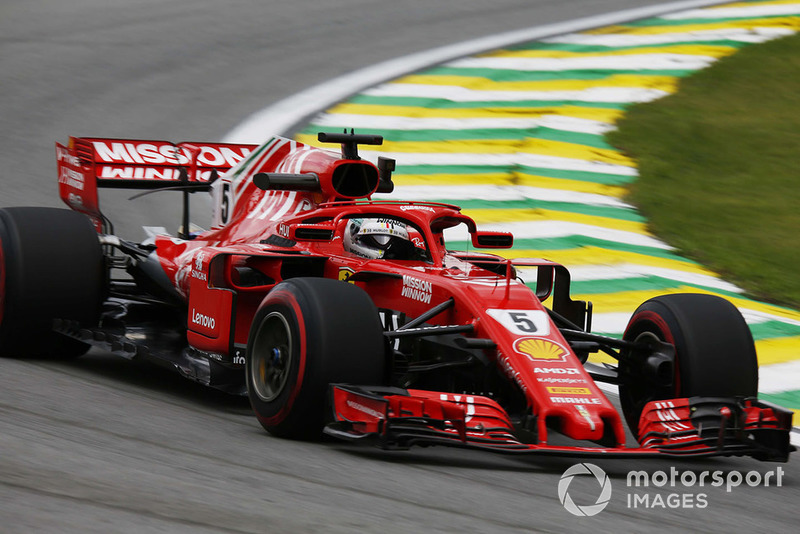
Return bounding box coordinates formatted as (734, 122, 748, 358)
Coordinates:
(332, 162, 379, 198)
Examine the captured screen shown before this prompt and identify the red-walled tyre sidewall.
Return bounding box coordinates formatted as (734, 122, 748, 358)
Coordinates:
(620, 293, 758, 434)
(0, 207, 104, 358)
(246, 278, 386, 440)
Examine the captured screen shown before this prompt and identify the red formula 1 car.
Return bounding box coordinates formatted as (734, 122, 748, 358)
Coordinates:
(0, 132, 793, 461)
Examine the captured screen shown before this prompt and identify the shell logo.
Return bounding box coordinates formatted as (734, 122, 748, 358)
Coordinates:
(514, 338, 567, 362)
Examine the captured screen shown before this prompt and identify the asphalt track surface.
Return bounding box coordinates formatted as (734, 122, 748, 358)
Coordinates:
(0, 1, 797, 532)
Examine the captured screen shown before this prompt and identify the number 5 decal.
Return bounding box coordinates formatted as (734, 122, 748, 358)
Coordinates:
(220, 182, 231, 224)
(509, 311, 537, 332)
(486, 309, 550, 336)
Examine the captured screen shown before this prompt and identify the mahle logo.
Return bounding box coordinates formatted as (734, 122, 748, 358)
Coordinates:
(558, 463, 612, 517)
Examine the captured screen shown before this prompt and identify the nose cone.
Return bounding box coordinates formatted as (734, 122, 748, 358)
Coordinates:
(558, 403, 606, 441)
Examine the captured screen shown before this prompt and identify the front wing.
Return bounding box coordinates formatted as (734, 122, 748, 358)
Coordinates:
(325, 385, 794, 461)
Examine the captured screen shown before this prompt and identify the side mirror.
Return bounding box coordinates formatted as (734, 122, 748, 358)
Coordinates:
(471, 231, 513, 249)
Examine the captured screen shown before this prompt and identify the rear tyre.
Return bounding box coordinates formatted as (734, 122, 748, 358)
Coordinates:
(619, 293, 758, 433)
(0, 207, 104, 358)
(246, 278, 386, 439)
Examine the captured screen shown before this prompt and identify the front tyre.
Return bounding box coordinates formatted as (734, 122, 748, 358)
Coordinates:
(246, 278, 386, 440)
(0, 207, 104, 358)
(619, 293, 758, 432)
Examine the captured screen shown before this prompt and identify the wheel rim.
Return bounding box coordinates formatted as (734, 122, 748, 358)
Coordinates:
(620, 328, 672, 431)
(634, 328, 675, 394)
(250, 311, 293, 402)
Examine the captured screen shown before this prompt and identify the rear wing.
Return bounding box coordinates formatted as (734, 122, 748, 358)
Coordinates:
(56, 137, 257, 233)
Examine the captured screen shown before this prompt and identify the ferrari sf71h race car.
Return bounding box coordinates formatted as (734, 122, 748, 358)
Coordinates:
(0, 132, 793, 461)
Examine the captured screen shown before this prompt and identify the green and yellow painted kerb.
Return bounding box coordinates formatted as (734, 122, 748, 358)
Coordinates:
(295, 0, 800, 423)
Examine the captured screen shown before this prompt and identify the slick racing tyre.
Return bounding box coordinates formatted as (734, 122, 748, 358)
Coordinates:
(619, 293, 758, 433)
(0, 207, 104, 358)
(246, 277, 386, 439)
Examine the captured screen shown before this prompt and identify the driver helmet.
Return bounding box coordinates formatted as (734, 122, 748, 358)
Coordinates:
(344, 218, 410, 259)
